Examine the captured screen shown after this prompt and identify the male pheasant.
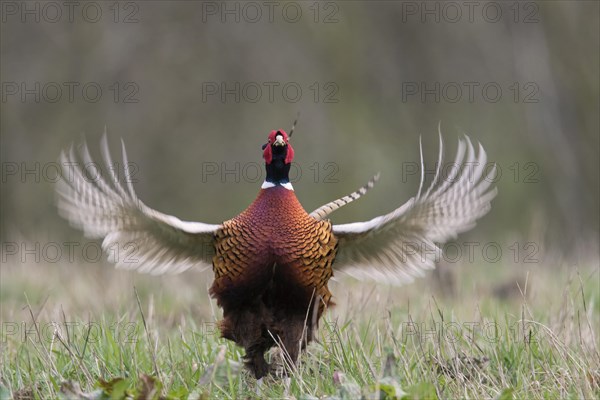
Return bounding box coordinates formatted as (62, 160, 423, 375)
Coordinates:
(56, 127, 496, 378)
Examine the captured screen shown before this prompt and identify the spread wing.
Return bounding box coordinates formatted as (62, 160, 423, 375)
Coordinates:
(332, 133, 497, 285)
(55, 135, 221, 275)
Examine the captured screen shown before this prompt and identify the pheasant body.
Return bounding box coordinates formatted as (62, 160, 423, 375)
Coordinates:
(210, 186, 338, 376)
(56, 126, 497, 379)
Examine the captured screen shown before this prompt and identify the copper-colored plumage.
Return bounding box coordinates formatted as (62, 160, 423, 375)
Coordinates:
(210, 186, 337, 377)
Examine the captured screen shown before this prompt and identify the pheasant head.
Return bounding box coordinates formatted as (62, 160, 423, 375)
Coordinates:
(262, 129, 294, 189)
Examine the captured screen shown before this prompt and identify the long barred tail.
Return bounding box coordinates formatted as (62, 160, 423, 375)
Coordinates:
(309, 173, 380, 221)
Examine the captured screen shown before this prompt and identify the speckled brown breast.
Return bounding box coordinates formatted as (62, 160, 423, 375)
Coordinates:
(210, 186, 338, 316)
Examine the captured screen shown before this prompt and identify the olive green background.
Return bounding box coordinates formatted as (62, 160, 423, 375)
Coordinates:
(1, 1, 598, 263)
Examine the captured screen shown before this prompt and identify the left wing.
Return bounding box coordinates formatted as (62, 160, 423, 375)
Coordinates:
(56, 135, 221, 275)
(332, 133, 497, 285)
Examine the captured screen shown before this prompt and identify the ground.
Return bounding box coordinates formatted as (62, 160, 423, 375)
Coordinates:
(1, 254, 598, 399)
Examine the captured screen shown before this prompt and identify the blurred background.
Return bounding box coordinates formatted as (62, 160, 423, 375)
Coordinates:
(1, 1, 598, 294)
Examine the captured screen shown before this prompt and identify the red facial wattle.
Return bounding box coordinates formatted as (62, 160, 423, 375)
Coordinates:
(263, 129, 294, 165)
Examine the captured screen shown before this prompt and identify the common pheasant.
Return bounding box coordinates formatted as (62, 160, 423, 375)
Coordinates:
(56, 126, 496, 378)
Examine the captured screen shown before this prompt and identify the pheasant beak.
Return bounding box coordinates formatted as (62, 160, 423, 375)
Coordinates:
(273, 135, 286, 147)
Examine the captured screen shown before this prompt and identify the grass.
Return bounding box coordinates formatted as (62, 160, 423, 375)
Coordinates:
(1, 255, 599, 399)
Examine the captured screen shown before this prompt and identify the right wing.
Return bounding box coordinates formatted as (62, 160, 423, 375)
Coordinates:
(56, 135, 221, 275)
(331, 134, 497, 285)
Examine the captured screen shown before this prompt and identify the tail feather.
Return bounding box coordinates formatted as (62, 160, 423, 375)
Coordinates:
(309, 173, 380, 221)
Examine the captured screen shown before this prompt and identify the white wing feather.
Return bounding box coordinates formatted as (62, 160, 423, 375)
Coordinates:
(332, 132, 497, 285)
(55, 135, 220, 275)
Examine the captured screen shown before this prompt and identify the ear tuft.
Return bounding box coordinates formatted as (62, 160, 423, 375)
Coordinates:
(263, 142, 273, 164)
(284, 143, 294, 164)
